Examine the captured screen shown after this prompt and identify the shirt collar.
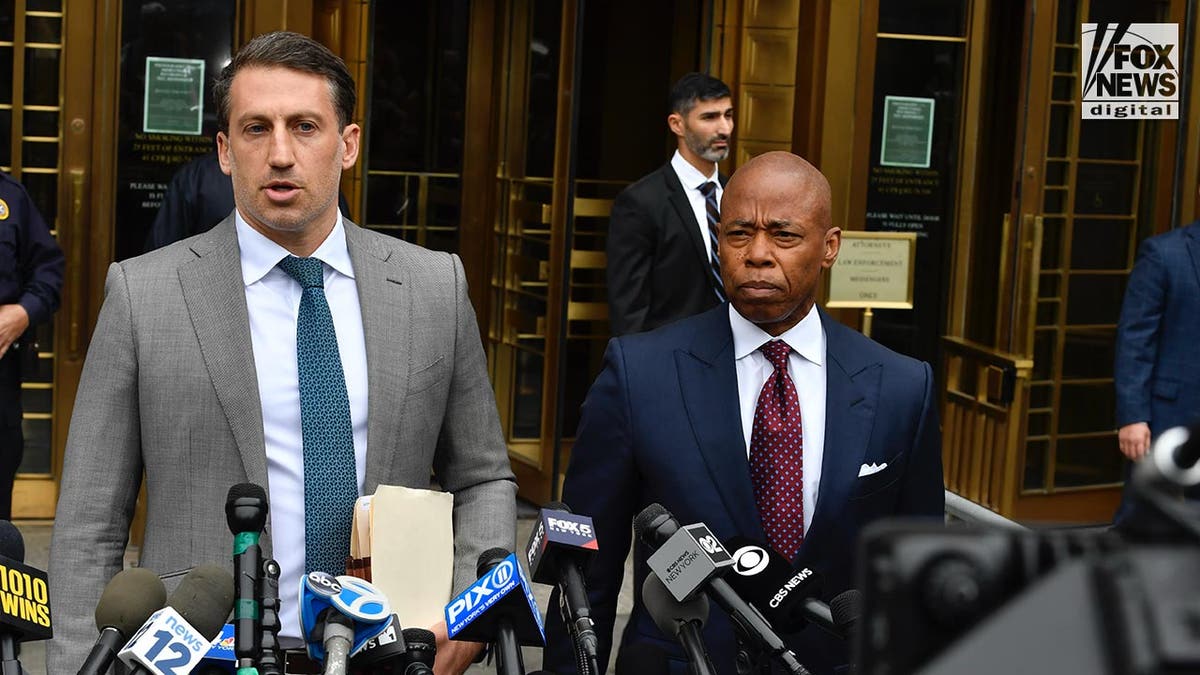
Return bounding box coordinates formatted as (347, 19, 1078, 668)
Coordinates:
(729, 303, 825, 367)
(670, 149, 720, 191)
(235, 210, 355, 286)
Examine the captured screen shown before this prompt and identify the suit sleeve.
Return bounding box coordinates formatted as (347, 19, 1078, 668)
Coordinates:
(1114, 237, 1166, 428)
(15, 183, 63, 325)
(898, 361, 945, 516)
(431, 254, 518, 596)
(47, 263, 145, 671)
(605, 190, 655, 336)
(543, 338, 638, 673)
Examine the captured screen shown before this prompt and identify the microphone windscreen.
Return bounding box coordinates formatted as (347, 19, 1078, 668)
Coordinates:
(830, 589, 862, 632)
(168, 564, 235, 639)
(632, 503, 676, 545)
(401, 627, 436, 647)
(0, 521, 24, 562)
(642, 573, 708, 638)
(544, 500, 570, 512)
(476, 547, 510, 578)
(225, 482, 268, 533)
(95, 568, 167, 635)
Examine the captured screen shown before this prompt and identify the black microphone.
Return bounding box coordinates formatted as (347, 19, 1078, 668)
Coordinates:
(642, 573, 716, 675)
(225, 482, 267, 669)
(399, 628, 437, 674)
(828, 590, 861, 641)
(525, 501, 599, 674)
(77, 568, 166, 675)
(0, 520, 51, 675)
(633, 504, 811, 675)
(478, 549, 526, 675)
(725, 536, 847, 639)
(119, 564, 236, 674)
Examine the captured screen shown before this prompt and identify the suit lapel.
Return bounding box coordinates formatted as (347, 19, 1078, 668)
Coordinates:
(803, 309, 879, 555)
(178, 218, 269, 489)
(676, 306, 765, 539)
(661, 164, 711, 276)
(344, 222, 411, 493)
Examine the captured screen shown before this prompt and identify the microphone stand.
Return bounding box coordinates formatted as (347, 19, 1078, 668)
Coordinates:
(0, 635, 19, 675)
(258, 558, 284, 675)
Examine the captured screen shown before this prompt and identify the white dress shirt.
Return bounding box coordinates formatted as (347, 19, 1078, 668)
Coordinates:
(670, 149, 723, 262)
(730, 304, 827, 536)
(236, 212, 369, 639)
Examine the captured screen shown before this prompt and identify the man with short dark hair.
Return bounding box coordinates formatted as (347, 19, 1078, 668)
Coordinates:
(547, 152, 944, 674)
(606, 72, 734, 335)
(49, 31, 515, 674)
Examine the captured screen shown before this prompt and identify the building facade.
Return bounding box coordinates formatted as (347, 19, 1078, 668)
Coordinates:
(8, 0, 1197, 523)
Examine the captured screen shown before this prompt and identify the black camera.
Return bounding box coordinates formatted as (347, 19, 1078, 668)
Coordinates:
(854, 426, 1200, 675)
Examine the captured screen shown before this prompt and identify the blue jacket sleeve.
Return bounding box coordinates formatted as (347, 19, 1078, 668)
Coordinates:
(1114, 237, 1166, 428)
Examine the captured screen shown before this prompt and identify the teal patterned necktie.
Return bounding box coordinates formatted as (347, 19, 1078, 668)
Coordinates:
(277, 255, 358, 575)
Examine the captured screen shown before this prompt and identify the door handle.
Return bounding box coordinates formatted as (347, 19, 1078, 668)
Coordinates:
(67, 168, 86, 359)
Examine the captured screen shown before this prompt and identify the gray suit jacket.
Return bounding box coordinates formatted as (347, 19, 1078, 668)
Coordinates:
(47, 217, 517, 670)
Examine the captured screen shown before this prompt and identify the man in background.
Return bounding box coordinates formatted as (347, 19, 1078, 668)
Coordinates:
(0, 172, 63, 520)
(1113, 220, 1200, 520)
(606, 72, 734, 335)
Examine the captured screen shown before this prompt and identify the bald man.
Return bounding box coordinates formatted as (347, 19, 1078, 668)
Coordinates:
(544, 152, 944, 674)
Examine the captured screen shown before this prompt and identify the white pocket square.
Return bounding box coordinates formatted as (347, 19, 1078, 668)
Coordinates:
(858, 462, 888, 477)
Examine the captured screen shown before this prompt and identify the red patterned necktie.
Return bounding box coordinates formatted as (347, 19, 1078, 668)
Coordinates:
(748, 340, 805, 560)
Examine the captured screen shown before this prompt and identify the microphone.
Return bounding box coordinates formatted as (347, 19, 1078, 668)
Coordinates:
(633, 504, 811, 675)
(225, 483, 267, 670)
(77, 568, 167, 675)
(642, 573, 716, 675)
(724, 537, 847, 639)
(829, 590, 862, 640)
(446, 548, 545, 675)
(524, 501, 599, 673)
(118, 564, 235, 674)
(298, 572, 392, 670)
(399, 628, 437, 673)
(0, 520, 51, 675)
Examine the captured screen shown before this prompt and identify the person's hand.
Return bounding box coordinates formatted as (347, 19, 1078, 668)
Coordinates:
(0, 304, 29, 359)
(429, 619, 483, 675)
(1118, 422, 1152, 460)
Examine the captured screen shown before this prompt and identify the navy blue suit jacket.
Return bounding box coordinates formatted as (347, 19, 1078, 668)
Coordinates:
(1115, 222, 1200, 436)
(545, 304, 944, 674)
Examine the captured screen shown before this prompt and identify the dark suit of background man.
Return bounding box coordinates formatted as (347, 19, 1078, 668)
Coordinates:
(0, 172, 63, 520)
(606, 72, 734, 335)
(48, 31, 515, 674)
(546, 152, 945, 675)
(1114, 220, 1200, 519)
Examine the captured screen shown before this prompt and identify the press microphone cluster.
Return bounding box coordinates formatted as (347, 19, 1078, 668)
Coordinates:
(0, 520, 51, 675)
(634, 504, 812, 675)
(524, 502, 600, 675)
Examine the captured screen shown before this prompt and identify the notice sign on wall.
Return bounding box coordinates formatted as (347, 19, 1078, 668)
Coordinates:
(143, 57, 205, 135)
(826, 231, 916, 309)
(879, 96, 935, 168)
